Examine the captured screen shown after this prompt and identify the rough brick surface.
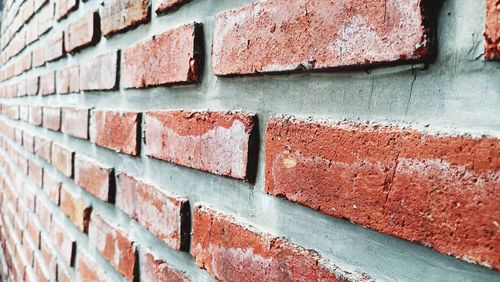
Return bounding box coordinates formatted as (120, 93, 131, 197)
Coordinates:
(141, 250, 190, 282)
(40, 72, 55, 96)
(60, 184, 91, 232)
(28, 161, 43, 186)
(121, 23, 202, 88)
(56, 65, 79, 94)
(80, 51, 118, 90)
(65, 11, 101, 53)
(61, 107, 89, 139)
(155, 0, 189, 14)
(265, 117, 500, 269)
(101, 0, 150, 36)
(192, 205, 345, 281)
(77, 249, 107, 282)
(116, 173, 189, 250)
(56, 0, 78, 20)
(35, 136, 51, 162)
(45, 32, 65, 62)
(42, 107, 61, 131)
(26, 76, 39, 95)
(484, 0, 500, 60)
(75, 154, 113, 201)
(50, 218, 76, 265)
(90, 110, 140, 156)
(29, 106, 43, 126)
(88, 212, 136, 280)
(43, 171, 61, 204)
(213, 0, 434, 75)
(144, 111, 257, 180)
(51, 143, 74, 177)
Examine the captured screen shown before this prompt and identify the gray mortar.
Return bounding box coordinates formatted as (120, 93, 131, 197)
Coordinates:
(0, 0, 499, 281)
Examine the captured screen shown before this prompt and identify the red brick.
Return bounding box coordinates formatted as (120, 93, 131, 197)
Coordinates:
(141, 250, 189, 282)
(213, 0, 434, 76)
(43, 171, 61, 204)
(156, 0, 189, 14)
(36, 198, 51, 230)
(56, 65, 79, 94)
(50, 218, 76, 265)
(40, 233, 57, 278)
(27, 76, 39, 96)
(60, 183, 92, 232)
(22, 0, 36, 22)
(51, 143, 74, 177)
(28, 161, 43, 187)
(193, 205, 346, 281)
(32, 46, 45, 67)
(38, 2, 54, 36)
(144, 111, 257, 180)
(23, 131, 35, 153)
(35, 136, 51, 162)
(57, 265, 71, 282)
(26, 222, 40, 249)
(56, 0, 78, 20)
(484, 0, 499, 60)
(34, 254, 51, 282)
(40, 72, 55, 96)
(61, 107, 89, 139)
(45, 32, 65, 62)
(100, 0, 149, 36)
(77, 249, 107, 282)
(35, 0, 49, 12)
(65, 11, 101, 53)
(116, 173, 188, 250)
(15, 129, 23, 145)
(26, 20, 39, 45)
(17, 80, 27, 97)
(80, 51, 118, 90)
(20, 105, 29, 121)
(75, 154, 113, 201)
(121, 23, 202, 88)
(90, 110, 140, 155)
(88, 212, 136, 280)
(42, 107, 61, 131)
(265, 117, 500, 270)
(29, 106, 43, 126)
(2, 104, 19, 120)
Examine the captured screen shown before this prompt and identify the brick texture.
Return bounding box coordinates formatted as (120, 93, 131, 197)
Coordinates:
(45, 32, 65, 62)
(90, 110, 140, 156)
(42, 107, 61, 131)
(101, 0, 150, 36)
(265, 117, 500, 269)
(74, 154, 113, 201)
(65, 11, 101, 53)
(60, 183, 92, 232)
(50, 218, 76, 265)
(56, 0, 78, 20)
(56, 65, 79, 94)
(121, 23, 202, 88)
(156, 0, 190, 14)
(51, 143, 74, 177)
(212, 0, 434, 76)
(484, 0, 500, 60)
(80, 51, 118, 90)
(61, 107, 89, 139)
(144, 111, 257, 180)
(141, 250, 189, 282)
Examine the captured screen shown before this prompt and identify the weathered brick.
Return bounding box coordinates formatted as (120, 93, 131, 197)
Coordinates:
(90, 110, 140, 156)
(39, 233, 57, 279)
(65, 11, 101, 53)
(80, 51, 118, 90)
(484, 0, 499, 60)
(121, 23, 202, 88)
(265, 117, 500, 269)
(56, 65, 79, 94)
(40, 72, 55, 96)
(17, 80, 27, 97)
(32, 46, 45, 67)
(144, 111, 257, 180)
(26, 20, 39, 45)
(2, 104, 19, 120)
(156, 0, 189, 14)
(42, 107, 61, 131)
(61, 107, 89, 139)
(77, 248, 107, 282)
(56, 0, 78, 20)
(141, 250, 190, 282)
(26, 221, 40, 249)
(75, 154, 113, 201)
(28, 161, 43, 187)
(15, 129, 23, 145)
(51, 143, 74, 177)
(35, 136, 51, 161)
(193, 205, 346, 281)
(116, 173, 188, 250)
(23, 131, 35, 153)
(29, 106, 43, 126)
(34, 253, 51, 282)
(60, 183, 91, 232)
(45, 32, 65, 62)
(20, 105, 29, 121)
(38, 2, 54, 36)
(88, 212, 136, 280)
(100, 0, 149, 36)
(43, 171, 61, 204)
(213, 0, 434, 75)
(50, 218, 76, 266)
(26, 76, 39, 95)
(35, 198, 51, 230)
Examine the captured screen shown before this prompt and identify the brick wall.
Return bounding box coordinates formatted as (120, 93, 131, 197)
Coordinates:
(0, 0, 499, 281)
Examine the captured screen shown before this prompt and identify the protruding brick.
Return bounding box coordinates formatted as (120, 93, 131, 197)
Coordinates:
(60, 183, 92, 232)
(38, 2, 54, 36)
(56, 0, 78, 20)
(50, 218, 76, 266)
(100, 0, 150, 36)
(61, 107, 89, 139)
(484, 0, 499, 60)
(213, 0, 434, 76)
(65, 11, 101, 53)
(45, 32, 65, 62)
(80, 51, 118, 90)
(77, 249, 107, 282)
(121, 23, 202, 88)
(27, 76, 39, 95)
(23, 131, 35, 153)
(35, 136, 51, 162)
(33, 46, 45, 67)
(29, 106, 43, 126)
(40, 72, 55, 96)
(141, 250, 190, 282)
(28, 161, 43, 187)
(42, 107, 61, 131)
(51, 143, 74, 177)
(56, 65, 79, 94)
(156, 0, 189, 14)
(193, 205, 348, 281)
(43, 171, 61, 204)
(36, 198, 52, 230)
(88, 212, 136, 280)
(75, 154, 113, 201)
(116, 173, 188, 250)
(265, 117, 500, 269)
(90, 110, 140, 156)
(144, 111, 257, 180)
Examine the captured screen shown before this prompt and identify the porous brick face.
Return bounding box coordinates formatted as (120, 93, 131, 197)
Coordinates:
(0, 0, 499, 280)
